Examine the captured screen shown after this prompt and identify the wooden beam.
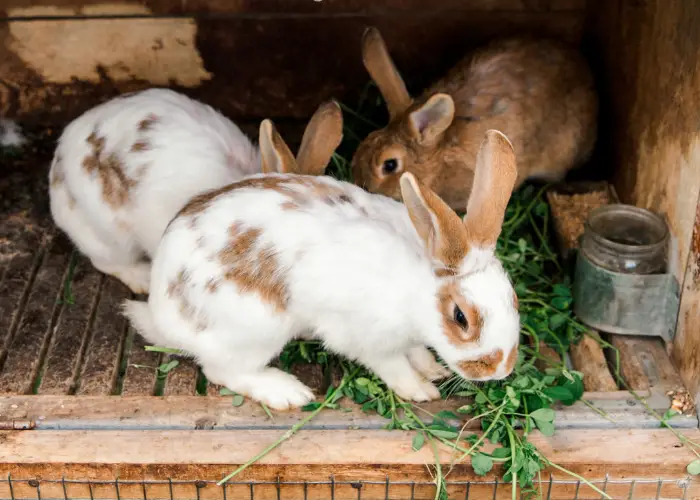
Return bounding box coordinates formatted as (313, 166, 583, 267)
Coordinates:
(589, 0, 700, 398)
(673, 196, 700, 403)
(1, 391, 696, 433)
(0, 5, 585, 123)
(0, 429, 698, 499)
(0, 0, 586, 17)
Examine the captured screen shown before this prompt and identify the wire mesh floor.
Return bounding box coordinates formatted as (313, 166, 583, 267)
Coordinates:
(0, 475, 696, 500)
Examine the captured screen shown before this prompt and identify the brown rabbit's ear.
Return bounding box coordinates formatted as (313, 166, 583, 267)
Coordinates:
(295, 100, 343, 176)
(463, 130, 518, 248)
(408, 94, 455, 145)
(400, 172, 469, 270)
(361, 27, 412, 120)
(259, 119, 297, 174)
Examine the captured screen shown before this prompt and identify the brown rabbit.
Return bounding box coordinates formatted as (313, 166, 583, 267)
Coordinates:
(351, 28, 598, 210)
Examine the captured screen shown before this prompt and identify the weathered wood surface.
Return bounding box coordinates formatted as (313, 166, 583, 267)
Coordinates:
(0, 1, 586, 123)
(0, 428, 698, 500)
(1, 389, 696, 432)
(589, 0, 700, 399)
(569, 331, 618, 392)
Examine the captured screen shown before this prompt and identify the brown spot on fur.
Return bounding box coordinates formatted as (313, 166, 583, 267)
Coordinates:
(512, 291, 519, 310)
(167, 268, 207, 331)
(82, 131, 136, 208)
(219, 224, 288, 312)
(67, 193, 77, 209)
(133, 164, 149, 180)
(138, 114, 158, 131)
(205, 278, 220, 293)
(131, 141, 150, 153)
(178, 176, 352, 218)
(504, 347, 518, 373)
(281, 201, 299, 211)
(50, 156, 64, 187)
(435, 268, 457, 278)
(438, 281, 481, 346)
(458, 349, 504, 379)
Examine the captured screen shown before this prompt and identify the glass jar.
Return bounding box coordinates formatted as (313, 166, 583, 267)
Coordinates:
(579, 204, 668, 275)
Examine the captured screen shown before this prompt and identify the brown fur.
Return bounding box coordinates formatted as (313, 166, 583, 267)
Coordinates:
(438, 281, 482, 346)
(219, 224, 289, 312)
(352, 31, 598, 211)
(400, 173, 470, 270)
(167, 268, 207, 331)
(295, 100, 344, 176)
(458, 349, 504, 379)
(504, 346, 518, 374)
(130, 140, 150, 153)
(82, 131, 136, 208)
(138, 114, 158, 131)
(205, 277, 221, 293)
(462, 130, 518, 248)
(260, 100, 343, 176)
(178, 176, 353, 219)
(50, 156, 64, 187)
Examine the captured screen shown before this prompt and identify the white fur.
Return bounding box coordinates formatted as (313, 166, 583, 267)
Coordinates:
(49, 88, 261, 293)
(123, 173, 520, 409)
(0, 119, 26, 147)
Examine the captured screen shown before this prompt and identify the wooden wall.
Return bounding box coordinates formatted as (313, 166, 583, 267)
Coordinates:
(588, 0, 700, 399)
(0, 0, 587, 124)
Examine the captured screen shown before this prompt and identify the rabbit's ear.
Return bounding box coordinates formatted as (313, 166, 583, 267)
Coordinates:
(400, 172, 469, 271)
(408, 94, 455, 145)
(295, 100, 343, 176)
(462, 130, 518, 248)
(259, 119, 297, 174)
(361, 27, 412, 120)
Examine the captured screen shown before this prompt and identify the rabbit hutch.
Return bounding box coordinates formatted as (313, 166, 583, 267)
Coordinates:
(2, 0, 700, 498)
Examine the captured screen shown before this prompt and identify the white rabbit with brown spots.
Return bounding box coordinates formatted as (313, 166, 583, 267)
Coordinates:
(49, 88, 342, 294)
(122, 120, 521, 411)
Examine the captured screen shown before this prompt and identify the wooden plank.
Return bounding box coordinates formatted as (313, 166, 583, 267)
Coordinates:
(0, 236, 71, 395)
(569, 331, 618, 392)
(610, 335, 650, 391)
(0, 428, 698, 499)
(75, 278, 130, 395)
(120, 326, 161, 396)
(674, 196, 700, 402)
(0, 12, 584, 123)
(0, 396, 468, 431)
(162, 356, 199, 396)
(2, 388, 692, 433)
(38, 255, 103, 395)
(0, 251, 40, 370)
(0, 0, 587, 17)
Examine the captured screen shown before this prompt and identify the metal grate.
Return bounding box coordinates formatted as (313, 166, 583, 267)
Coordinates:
(0, 475, 694, 500)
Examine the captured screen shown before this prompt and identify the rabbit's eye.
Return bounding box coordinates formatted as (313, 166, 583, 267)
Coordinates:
(382, 158, 399, 174)
(453, 305, 468, 329)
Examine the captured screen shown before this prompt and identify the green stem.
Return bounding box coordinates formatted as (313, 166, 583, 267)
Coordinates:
(541, 456, 612, 499)
(217, 369, 358, 486)
(507, 427, 517, 500)
(428, 436, 445, 500)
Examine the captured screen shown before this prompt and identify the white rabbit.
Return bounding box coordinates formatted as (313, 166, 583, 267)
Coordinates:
(123, 121, 520, 411)
(48, 89, 341, 294)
